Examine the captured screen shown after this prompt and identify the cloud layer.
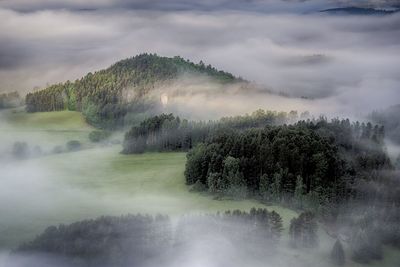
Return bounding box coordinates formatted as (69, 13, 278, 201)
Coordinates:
(0, 1, 399, 117)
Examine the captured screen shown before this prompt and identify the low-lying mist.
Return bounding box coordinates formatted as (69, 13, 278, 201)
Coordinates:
(2, 210, 306, 267)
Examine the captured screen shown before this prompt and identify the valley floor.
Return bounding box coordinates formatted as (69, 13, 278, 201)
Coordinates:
(0, 110, 399, 267)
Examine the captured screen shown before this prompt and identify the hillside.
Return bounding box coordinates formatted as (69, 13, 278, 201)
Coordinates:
(25, 54, 241, 129)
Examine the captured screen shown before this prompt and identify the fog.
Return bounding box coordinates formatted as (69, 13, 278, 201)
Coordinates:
(0, 3, 399, 118)
(2, 212, 330, 267)
(1, 1, 400, 266)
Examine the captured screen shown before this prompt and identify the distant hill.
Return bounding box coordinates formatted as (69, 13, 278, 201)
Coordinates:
(320, 7, 399, 15)
(25, 54, 242, 129)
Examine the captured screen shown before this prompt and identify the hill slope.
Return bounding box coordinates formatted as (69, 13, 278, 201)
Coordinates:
(25, 54, 241, 129)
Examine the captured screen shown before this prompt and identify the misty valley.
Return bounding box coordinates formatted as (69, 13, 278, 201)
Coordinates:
(1, 1, 400, 267)
(1, 53, 400, 267)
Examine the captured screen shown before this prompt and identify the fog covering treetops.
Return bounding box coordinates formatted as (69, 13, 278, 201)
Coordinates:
(122, 110, 300, 154)
(25, 54, 241, 129)
(12, 208, 286, 267)
(122, 112, 391, 212)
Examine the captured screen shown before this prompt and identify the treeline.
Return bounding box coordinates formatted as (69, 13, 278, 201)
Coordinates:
(184, 118, 390, 212)
(16, 214, 171, 267)
(0, 91, 22, 109)
(14, 208, 283, 267)
(25, 54, 240, 129)
(10, 140, 83, 160)
(122, 110, 301, 153)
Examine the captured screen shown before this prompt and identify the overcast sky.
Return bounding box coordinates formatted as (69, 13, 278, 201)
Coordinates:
(0, 0, 399, 116)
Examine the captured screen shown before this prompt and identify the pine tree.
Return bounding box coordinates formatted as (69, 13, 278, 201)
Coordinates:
(331, 239, 345, 266)
(269, 211, 283, 241)
(259, 173, 270, 200)
(294, 175, 305, 208)
(271, 172, 282, 202)
(222, 156, 247, 198)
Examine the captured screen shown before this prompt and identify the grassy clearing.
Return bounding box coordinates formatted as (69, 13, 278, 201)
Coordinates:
(0, 109, 95, 149)
(0, 145, 296, 248)
(2, 108, 90, 130)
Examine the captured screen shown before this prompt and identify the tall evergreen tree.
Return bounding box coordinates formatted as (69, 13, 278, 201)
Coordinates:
(294, 175, 305, 208)
(331, 239, 345, 266)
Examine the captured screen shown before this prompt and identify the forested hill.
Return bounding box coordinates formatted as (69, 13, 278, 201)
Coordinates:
(320, 7, 399, 15)
(25, 54, 241, 128)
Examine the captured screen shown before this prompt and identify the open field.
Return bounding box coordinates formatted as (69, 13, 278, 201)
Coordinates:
(0, 109, 95, 151)
(0, 146, 296, 248)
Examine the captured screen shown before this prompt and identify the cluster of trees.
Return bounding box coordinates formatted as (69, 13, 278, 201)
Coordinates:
(0, 91, 22, 109)
(10, 140, 82, 160)
(122, 112, 391, 214)
(88, 130, 111, 143)
(12, 142, 35, 159)
(289, 211, 318, 248)
(14, 208, 283, 267)
(66, 140, 82, 151)
(300, 118, 389, 174)
(16, 214, 171, 267)
(26, 84, 66, 112)
(122, 110, 300, 154)
(25, 54, 240, 129)
(184, 118, 391, 214)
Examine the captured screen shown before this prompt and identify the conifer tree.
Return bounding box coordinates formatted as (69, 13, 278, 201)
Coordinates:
(331, 239, 345, 266)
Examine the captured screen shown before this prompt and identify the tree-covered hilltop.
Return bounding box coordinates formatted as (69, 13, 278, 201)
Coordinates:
(14, 208, 283, 267)
(25, 54, 241, 128)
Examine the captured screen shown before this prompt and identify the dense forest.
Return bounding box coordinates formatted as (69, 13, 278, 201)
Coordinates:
(122, 109, 302, 153)
(13, 208, 285, 267)
(184, 118, 390, 209)
(0, 91, 22, 109)
(25, 54, 241, 128)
